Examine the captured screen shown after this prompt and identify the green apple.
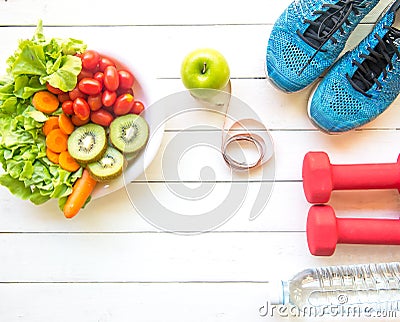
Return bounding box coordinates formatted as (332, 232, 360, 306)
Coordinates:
(181, 48, 230, 93)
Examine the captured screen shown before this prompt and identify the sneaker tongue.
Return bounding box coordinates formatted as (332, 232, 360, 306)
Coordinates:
(303, 10, 336, 48)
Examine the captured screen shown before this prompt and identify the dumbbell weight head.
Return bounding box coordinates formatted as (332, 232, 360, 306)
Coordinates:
(302, 152, 333, 203)
(306, 205, 338, 256)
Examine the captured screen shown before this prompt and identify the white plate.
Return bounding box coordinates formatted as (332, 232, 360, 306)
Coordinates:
(89, 50, 165, 199)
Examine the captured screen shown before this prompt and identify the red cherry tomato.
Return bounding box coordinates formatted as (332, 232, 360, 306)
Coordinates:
(101, 90, 117, 107)
(113, 93, 135, 115)
(87, 94, 103, 111)
(90, 109, 114, 127)
(58, 92, 71, 103)
(118, 70, 134, 89)
(93, 72, 104, 87)
(77, 69, 94, 82)
(78, 78, 102, 95)
(69, 86, 86, 101)
(62, 100, 74, 115)
(117, 87, 134, 96)
(81, 50, 100, 70)
(71, 114, 90, 126)
(73, 97, 91, 120)
(98, 57, 116, 72)
(46, 83, 64, 95)
(103, 66, 119, 91)
(131, 100, 145, 114)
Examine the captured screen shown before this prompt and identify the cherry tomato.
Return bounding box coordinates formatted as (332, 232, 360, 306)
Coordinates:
(46, 83, 64, 95)
(98, 57, 116, 72)
(87, 94, 103, 111)
(118, 70, 134, 89)
(103, 66, 119, 91)
(117, 87, 134, 96)
(102, 105, 114, 114)
(62, 100, 74, 115)
(73, 97, 91, 120)
(131, 100, 145, 114)
(78, 78, 102, 95)
(113, 93, 135, 115)
(101, 90, 117, 107)
(71, 114, 90, 126)
(81, 50, 100, 70)
(58, 92, 71, 103)
(77, 69, 94, 82)
(93, 72, 104, 87)
(90, 109, 114, 127)
(69, 86, 86, 101)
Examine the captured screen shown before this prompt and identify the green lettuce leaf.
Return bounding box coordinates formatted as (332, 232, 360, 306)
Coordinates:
(0, 173, 33, 200)
(42, 55, 82, 92)
(0, 21, 87, 210)
(11, 44, 46, 76)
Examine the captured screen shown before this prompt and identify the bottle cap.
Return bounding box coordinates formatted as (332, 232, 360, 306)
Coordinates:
(266, 280, 284, 305)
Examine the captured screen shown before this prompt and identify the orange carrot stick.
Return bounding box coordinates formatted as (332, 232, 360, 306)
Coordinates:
(43, 116, 59, 136)
(63, 168, 97, 218)
(59, 151, 80, 172)
(46, 128, 68, 153)
(32, 91, 60, 114)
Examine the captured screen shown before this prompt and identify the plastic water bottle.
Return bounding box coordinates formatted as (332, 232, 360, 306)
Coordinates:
(267, 262, 400, 315)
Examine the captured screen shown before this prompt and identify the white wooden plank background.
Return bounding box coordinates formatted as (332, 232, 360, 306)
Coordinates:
(1, 0, 400, 321)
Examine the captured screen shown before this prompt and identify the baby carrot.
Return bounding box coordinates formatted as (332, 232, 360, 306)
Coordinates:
(32, 91, 60, 114)
(46, 128, 68, 153)
(63, 168, 97, 218)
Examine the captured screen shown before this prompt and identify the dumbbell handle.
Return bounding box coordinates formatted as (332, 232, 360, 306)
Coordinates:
(332, 163, 400, 190)
(337, 217, 400, 244)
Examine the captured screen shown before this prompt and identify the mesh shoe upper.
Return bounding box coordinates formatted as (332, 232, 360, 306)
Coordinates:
(266, 0, 380, 93)
(309, 1, 400, 133)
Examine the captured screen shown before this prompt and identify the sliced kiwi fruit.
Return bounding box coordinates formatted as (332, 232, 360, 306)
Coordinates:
(109, 114, 149, 154)
(68, 123, 107, 164)
(87, 146, 126, 182)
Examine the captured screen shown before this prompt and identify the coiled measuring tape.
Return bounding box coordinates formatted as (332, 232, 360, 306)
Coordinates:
(194, 82, 274, 171)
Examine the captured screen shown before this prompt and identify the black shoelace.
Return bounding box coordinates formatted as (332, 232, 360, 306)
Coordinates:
(297, 0, 368, 75)
(346, 26, 400, 98)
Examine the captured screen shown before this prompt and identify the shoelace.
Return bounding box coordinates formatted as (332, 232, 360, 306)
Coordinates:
(297, 0, 368, 75)
(346, 26, 400, 98)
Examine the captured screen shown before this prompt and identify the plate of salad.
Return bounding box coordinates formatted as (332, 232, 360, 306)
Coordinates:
(0, 21, 164, 218)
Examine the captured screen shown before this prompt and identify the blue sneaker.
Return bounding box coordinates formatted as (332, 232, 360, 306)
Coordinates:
(266, 0, 380, 93)
(309, 0, 400, 133)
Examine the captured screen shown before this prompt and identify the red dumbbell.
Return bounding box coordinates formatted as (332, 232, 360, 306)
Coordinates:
(307, 205, 400, 256)
(302, 151, 400, 203)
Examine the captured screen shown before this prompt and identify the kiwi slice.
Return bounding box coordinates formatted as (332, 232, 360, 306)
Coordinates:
(68, 123, 107, 164)
(87, 146, 126, 182)
(109, 114, 149, 154)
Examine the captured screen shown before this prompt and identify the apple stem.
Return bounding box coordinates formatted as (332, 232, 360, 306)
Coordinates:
(202, 62, 207, 74)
